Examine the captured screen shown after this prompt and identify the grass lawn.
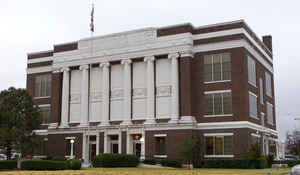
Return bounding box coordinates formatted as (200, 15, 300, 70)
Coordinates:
(0, 168, 290, 175)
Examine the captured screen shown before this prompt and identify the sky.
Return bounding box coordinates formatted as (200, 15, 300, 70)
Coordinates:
(0, 0, 299, 141)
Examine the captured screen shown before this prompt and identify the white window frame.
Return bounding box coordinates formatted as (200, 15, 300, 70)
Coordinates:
(265, 72, 273, 97)
(267, 102, 274, 125)
(247, 56, 257, 87)
(204, 53, 231, 83)
(34, 74, 51, 98)
(204, 134, 234, 158)
(249, 91, 258, 119)
(204, 90, 232, 117)
(259, 78, 264, 104)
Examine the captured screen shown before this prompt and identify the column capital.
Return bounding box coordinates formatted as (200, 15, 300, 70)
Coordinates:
(180, 50, 194, 58)
(100, 62, 110, 68)
(144, 55, 155, 62)
(168, 52, 180, 59)
(79, 64, 89, 70)
(121, 59, 132, 65)
(61, 67, 70, 72)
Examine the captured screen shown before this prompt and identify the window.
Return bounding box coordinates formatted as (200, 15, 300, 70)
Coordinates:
(35, 74, 51, 97)
(251, 134, 261, 145)
(259, 78, 264, 104)
(204, 91, 232, 116)
(205, 135, 233, 156)
(155, 137, 166, 155)
(265, 72, 272, 97)
(39, 106, 50, 124)
(249, 92, 258, 119)
(267, 103, 274, 125)
(204, 53, 231, 82)
(248, 56, 256, 86)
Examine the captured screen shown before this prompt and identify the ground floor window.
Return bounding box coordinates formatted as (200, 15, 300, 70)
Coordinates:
(205, 135, 233, 156)
(155, 137, 166, 155)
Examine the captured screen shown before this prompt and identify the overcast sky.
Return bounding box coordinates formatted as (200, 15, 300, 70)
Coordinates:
(0, 0, 299, 141)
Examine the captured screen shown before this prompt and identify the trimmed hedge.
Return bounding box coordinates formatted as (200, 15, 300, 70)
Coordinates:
(67, 159, 82, 170)
(21, 160, 67, 170)
(161, 160, 182, 168)
(92, 154, 139, 167)
(0, 160, 17, 170)
(193, 158, 267, 169)
(52, 156, 67, 161)
(287, 160, 300, 167)
(143, 159, 156, 165)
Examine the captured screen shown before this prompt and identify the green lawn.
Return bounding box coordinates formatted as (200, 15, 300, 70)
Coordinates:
(0, 168, 290, 175)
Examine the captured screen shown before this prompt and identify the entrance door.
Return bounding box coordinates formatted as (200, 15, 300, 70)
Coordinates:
(112, 143, 119, 154)
(133, 142, 141, 158)
(90, 143, 96, 160)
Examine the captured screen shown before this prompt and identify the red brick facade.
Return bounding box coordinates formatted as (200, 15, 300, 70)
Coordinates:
(26, 20, 277, 160)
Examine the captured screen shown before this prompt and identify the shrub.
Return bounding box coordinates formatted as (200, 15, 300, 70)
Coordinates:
(92, 154, 139, 167)
(143, 159, 156, 165)
(287, 160, 300, 167)
(0, 160, 17, 170)
(67, 159, 81, 170)
(21, 160, 67, 170)
(52, 155, 67, 161)
(247, 144, 261, 160)
(266, 154, 274, 168)
(161, 160, 182, 168)
(195, 158, 266, 169)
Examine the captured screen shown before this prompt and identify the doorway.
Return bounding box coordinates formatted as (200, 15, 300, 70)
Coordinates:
(133, 142, 141, 158)
(89, 136, 96, 161)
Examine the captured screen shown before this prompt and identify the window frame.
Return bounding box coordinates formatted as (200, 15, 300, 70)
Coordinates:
(249, 91, 258, 119)
(247, 56, 257, 87)
(265, 72, 273, 97)
(266, 102, 274, 125)
(204, 90, 232, 117)
(34, 74, 52, 98)
(204, 53, 231, 83)
(155, 137, 166, 156)
(204, 133, 234, 158)
(38, 104, 51, 124)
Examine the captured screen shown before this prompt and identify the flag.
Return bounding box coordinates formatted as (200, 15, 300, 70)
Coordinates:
(90, 4, 94, 32)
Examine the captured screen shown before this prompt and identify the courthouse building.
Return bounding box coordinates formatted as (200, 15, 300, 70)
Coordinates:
(26, 20, 278, 161)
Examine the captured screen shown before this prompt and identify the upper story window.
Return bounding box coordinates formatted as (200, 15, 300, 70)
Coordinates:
(265, 72, 272, 97)
(35, 74, 51, 98)
(267, 102, 274, 125)
(248, 56, 256, 87)
(205, 135, 233, 156)
(204, 90, 232, 116)
(249, 92, 258, 119)
(204, 53, 231, 83)
(259, 78, 264, 104)
(39, 106, 50, 124)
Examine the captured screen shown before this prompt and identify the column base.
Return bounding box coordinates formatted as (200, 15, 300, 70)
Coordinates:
(120, 120, 132, 126)
(168, 118, 179, 124)
(48, 122, 58, 129)
(78, 123, 89, 128)
(98, 121, 110, 127)
(81, 162, 91, 168)
(59, 123, 69, 128)
(144, 119, 156, 125)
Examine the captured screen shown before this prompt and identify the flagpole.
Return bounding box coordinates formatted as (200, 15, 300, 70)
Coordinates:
(86, 2, 94, 168)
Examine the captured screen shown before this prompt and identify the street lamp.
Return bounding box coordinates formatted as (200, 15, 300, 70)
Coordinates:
(70, 139, 75, 159)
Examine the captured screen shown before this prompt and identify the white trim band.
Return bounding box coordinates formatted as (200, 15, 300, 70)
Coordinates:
(204, 133, 233, 137)
(154, 134, 167, 137)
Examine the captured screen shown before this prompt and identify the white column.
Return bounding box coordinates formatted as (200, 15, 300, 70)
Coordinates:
(118, 130, 122, 154)
(96, 133, 100, 155)
(126, 131, 132, 154)
(82, 134, 87, 160)
(168, 53, 180, 124)
(144, 56, 156, 124)
(99, 62, 110, 126)
(79, 65, 90, 127)
(121, 59, 132, 125)
(141, 129, 145, 160)
(104, 131, 108, 153)
(59, 67, 70, 128)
